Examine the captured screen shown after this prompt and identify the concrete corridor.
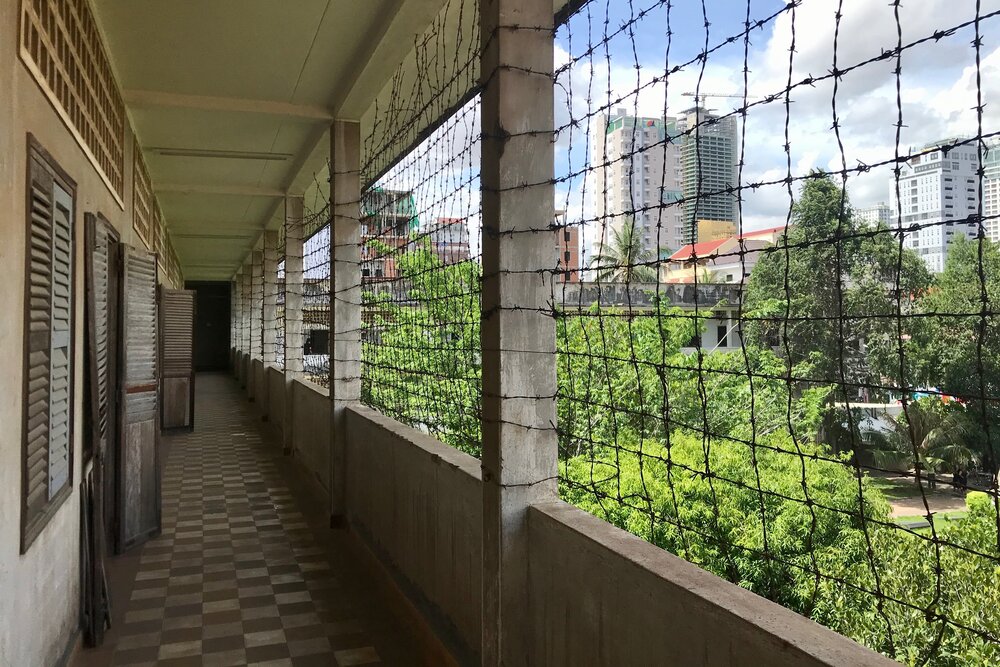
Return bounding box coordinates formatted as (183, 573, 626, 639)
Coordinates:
(75, 373, 419, 667)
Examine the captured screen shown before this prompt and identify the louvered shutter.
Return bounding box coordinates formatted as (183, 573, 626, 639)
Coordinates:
(24, 159, 55, 526)
(85, 215, 113, 457)
(49, 184, 73, 495)
(119, 246, 161, 551)
(159, 288, 195, 429)
(22, 144, 75, 551)
(83, 212, 116, 643)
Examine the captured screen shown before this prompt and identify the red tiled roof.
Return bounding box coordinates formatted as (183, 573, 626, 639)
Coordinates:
(671, 224, 788, 262)
(739, 224, 786, 239)
(669, 238, 728, 261)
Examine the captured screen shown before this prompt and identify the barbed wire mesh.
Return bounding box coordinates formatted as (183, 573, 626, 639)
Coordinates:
(353, 0, 483, 456)
(262, 230, 282, 368)
(301, 185, 333, 387)
(547, 0, 1000, 664)
(275, 252, 285, 370)
(256, 0, 1000, 662)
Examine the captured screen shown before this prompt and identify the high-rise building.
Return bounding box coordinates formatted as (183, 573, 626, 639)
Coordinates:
(591, 109, 685, 262)
(678, 106, 738, 244)
(890, 139, 980, 273)
(983, 141, 1000, 242)
(855, 202, 891, 227)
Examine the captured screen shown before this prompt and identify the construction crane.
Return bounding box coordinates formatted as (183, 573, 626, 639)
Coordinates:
(682, 91, 748, 109)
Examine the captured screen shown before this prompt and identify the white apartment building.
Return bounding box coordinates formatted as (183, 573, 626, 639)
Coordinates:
(890, 139, 980, 273)
(984, 141, 1000, 242)
(591, 109, 685, 260)
(855, 202, 891, 227)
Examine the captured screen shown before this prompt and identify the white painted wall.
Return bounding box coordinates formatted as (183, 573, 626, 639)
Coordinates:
(0, 0, 146, 662)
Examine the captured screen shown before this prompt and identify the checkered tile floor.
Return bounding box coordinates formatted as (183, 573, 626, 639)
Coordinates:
(105, 373, 415, 667)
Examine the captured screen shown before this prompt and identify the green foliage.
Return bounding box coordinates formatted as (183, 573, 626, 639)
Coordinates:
(910, 235, 1000, 467)
(560, 432, 887, 615)
(361, 242, 482, 455)
(817, 494, 1000, 666)
(860, 398, 981, 473)
(363, 218, 1000, 665)
(743, 173, 930, 394)
(556, 304, 830, 459)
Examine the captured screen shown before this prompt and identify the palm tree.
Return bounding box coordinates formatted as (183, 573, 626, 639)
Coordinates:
(862, 399, 976, 476)
(591, 219, 658, 283)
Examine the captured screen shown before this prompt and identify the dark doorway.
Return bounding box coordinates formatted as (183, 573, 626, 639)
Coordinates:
(186, 281, 231, 371)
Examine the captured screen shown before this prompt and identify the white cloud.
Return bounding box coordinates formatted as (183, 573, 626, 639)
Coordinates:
(553, 0, 1000, 249)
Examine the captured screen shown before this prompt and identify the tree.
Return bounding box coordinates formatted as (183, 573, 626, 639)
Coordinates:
(862, 398, 978, 474)
(361, 242, 482, 455)
(744, 173, 929, 400)
(909, 235, 1000, 470)
(818, 492, 1000, 666)
(560, 430, 888, 617)
(591, 217, 658, 282)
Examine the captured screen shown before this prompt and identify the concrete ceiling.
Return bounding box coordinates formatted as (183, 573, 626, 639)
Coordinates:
(93, 0, 450, 281)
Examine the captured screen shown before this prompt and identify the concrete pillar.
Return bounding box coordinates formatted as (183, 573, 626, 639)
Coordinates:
(240, 261, 252, 388)
(284, 196, 305, 455)
(231, 273, 240, 377)
(479, 0, 556, 663)
(329, 120, 362, 526)
(262, 230, 279, 366)
(249, 248, 263, 400)
(259, 230, 279, 419)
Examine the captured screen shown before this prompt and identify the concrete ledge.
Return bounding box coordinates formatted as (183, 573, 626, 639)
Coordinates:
(293, 375, 329, 398)
(527, 501, 896, 667)
(346, 405, 481, 480)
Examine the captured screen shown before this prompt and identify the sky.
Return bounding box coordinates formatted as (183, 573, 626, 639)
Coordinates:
(343, 0, 1000, 267)
(554, 0, 1000, 251)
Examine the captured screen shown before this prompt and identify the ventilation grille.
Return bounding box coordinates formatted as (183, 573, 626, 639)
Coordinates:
(133, 148, 154, 249)
(20, 0, 126, 201)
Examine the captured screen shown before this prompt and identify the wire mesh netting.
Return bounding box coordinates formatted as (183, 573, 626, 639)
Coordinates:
(229, 0, 1000, 662)
(301, 185, 333, 386)
(355, 0, 483, 456)
(263, 229, 283, 369)
(548, 0, 1000, 663)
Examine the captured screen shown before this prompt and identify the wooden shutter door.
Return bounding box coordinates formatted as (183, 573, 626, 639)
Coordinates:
(160, 288, 195, 430)
(118, 245, 160, 551)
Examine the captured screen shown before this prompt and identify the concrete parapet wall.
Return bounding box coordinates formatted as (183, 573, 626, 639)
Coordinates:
(290, 378, 331, 493)
(267, 366, 284, 435)
(344, 405, 483, 663)
(526, 501, 895, 667)
(250, 358, 265, 407)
